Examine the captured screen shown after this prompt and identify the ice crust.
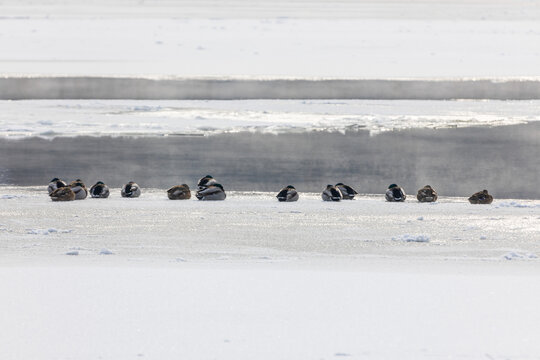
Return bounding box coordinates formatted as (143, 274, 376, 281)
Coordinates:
(1, 99, 539, 139)
(1, 187, 539, 360)
(1, 186, 538, 262)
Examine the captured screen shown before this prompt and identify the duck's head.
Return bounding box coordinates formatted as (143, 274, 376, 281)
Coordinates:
(213, 183, 224, 190)
(50, 177, 60, 182)
(95, 181, 104, 185)
(73, 181, 84, 187)
(482, 189, 489, 194)
(326, 184, 333, 189)
(204, 175, 213, 179)
(181, 184, 189, 187)
(388, 184, 398, 189)
(335, 182, 344, 186)
(286, 185, 296, 189)
(424, 185, 432, 189)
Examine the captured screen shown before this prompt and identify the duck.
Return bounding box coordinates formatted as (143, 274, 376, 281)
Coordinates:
(121, 181, 141, 198)
(276, 185, 299, 202)
(468, 189, 493, 204)
(385, 184, 406, 202)
(196, 183, 226, 200)
(197, 175, 217, 190)
(70, 179, 87, 189)
(69, 180, 88, 200)
(417, 185, 438, 203)
(47, 178, 68, 195)
(50, 186, 75, 201)
(90, 181, 110, 198)
(322, 184, 342, 201)
(335, 183, 358, 200)
(167, 184, 191, 200)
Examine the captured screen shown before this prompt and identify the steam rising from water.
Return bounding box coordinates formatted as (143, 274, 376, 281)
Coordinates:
(1, 123, 538, 199)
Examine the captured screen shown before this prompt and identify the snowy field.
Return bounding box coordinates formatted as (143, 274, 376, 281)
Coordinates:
(1, 186, 540, 359)
(2, 99, 540, 138)
(1, 0, 540, 78)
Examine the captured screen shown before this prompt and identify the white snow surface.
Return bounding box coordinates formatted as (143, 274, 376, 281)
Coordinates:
(2, 186, 539, 262)
(2, 99, 540, 139)
(2, 0, 540, 78)
(1, 186, 540, 359)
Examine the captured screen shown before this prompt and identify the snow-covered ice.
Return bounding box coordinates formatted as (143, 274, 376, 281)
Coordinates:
(2, 0, 540, 78)
(1, 180, 539, 360)
(1, 186, 538, 263)
(1, 99, 540, 139)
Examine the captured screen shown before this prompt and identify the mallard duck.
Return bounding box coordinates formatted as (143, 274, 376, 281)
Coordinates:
(167, 184, 191, 200)
(276, 185, 299, 202)
(322, 184, 342, 201)
(90, 181, 110, 198)
(48, 178, 68, 195)
(70, 179, 87, 189)
(197, 175, 217, 190)
(69, 180, 88, 200)
(121, 182, 141, 198)
(196, 183, 226, 200)
(335, 183, 358, 200)
(50, 186, 75, 201)
(417, 185, 438, 203)
(385, 184, 406, 202)
(468, 189, 493, 204)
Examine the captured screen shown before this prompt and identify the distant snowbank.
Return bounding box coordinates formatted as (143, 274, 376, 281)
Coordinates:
(3, 77, 540, 100)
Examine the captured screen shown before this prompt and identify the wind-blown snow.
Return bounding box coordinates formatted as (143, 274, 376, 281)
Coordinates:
(1, 99, 539, 139)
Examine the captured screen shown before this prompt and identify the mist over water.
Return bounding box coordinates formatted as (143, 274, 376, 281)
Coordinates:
(1, 123, 538, 199)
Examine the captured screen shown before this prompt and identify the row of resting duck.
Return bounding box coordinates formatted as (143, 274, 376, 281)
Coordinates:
(48, 176, 494, 204)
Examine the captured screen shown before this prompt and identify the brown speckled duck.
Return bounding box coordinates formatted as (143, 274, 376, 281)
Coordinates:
(417, 185, 438, 203)
(50, 186, 75, 202)
(69, 180, 88, 200)
(468, 189, 493, 204)
(167, 184, 191, 200)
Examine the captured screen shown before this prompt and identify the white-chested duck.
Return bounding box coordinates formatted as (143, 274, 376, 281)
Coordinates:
(90, 181, 110, 198)
(69, 180, 88, 200)
(322, 184, 342, 201)
(385, 184, 406, 202)
(196, 183, 226, 200)
(197, 175, 217, 190)
(121, 181, 141, 198)
(335, 183, 358, 200)
(48, 178, 68, 195)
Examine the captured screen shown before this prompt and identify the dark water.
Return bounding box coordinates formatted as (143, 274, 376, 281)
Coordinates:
(1, 123, 539, 199)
